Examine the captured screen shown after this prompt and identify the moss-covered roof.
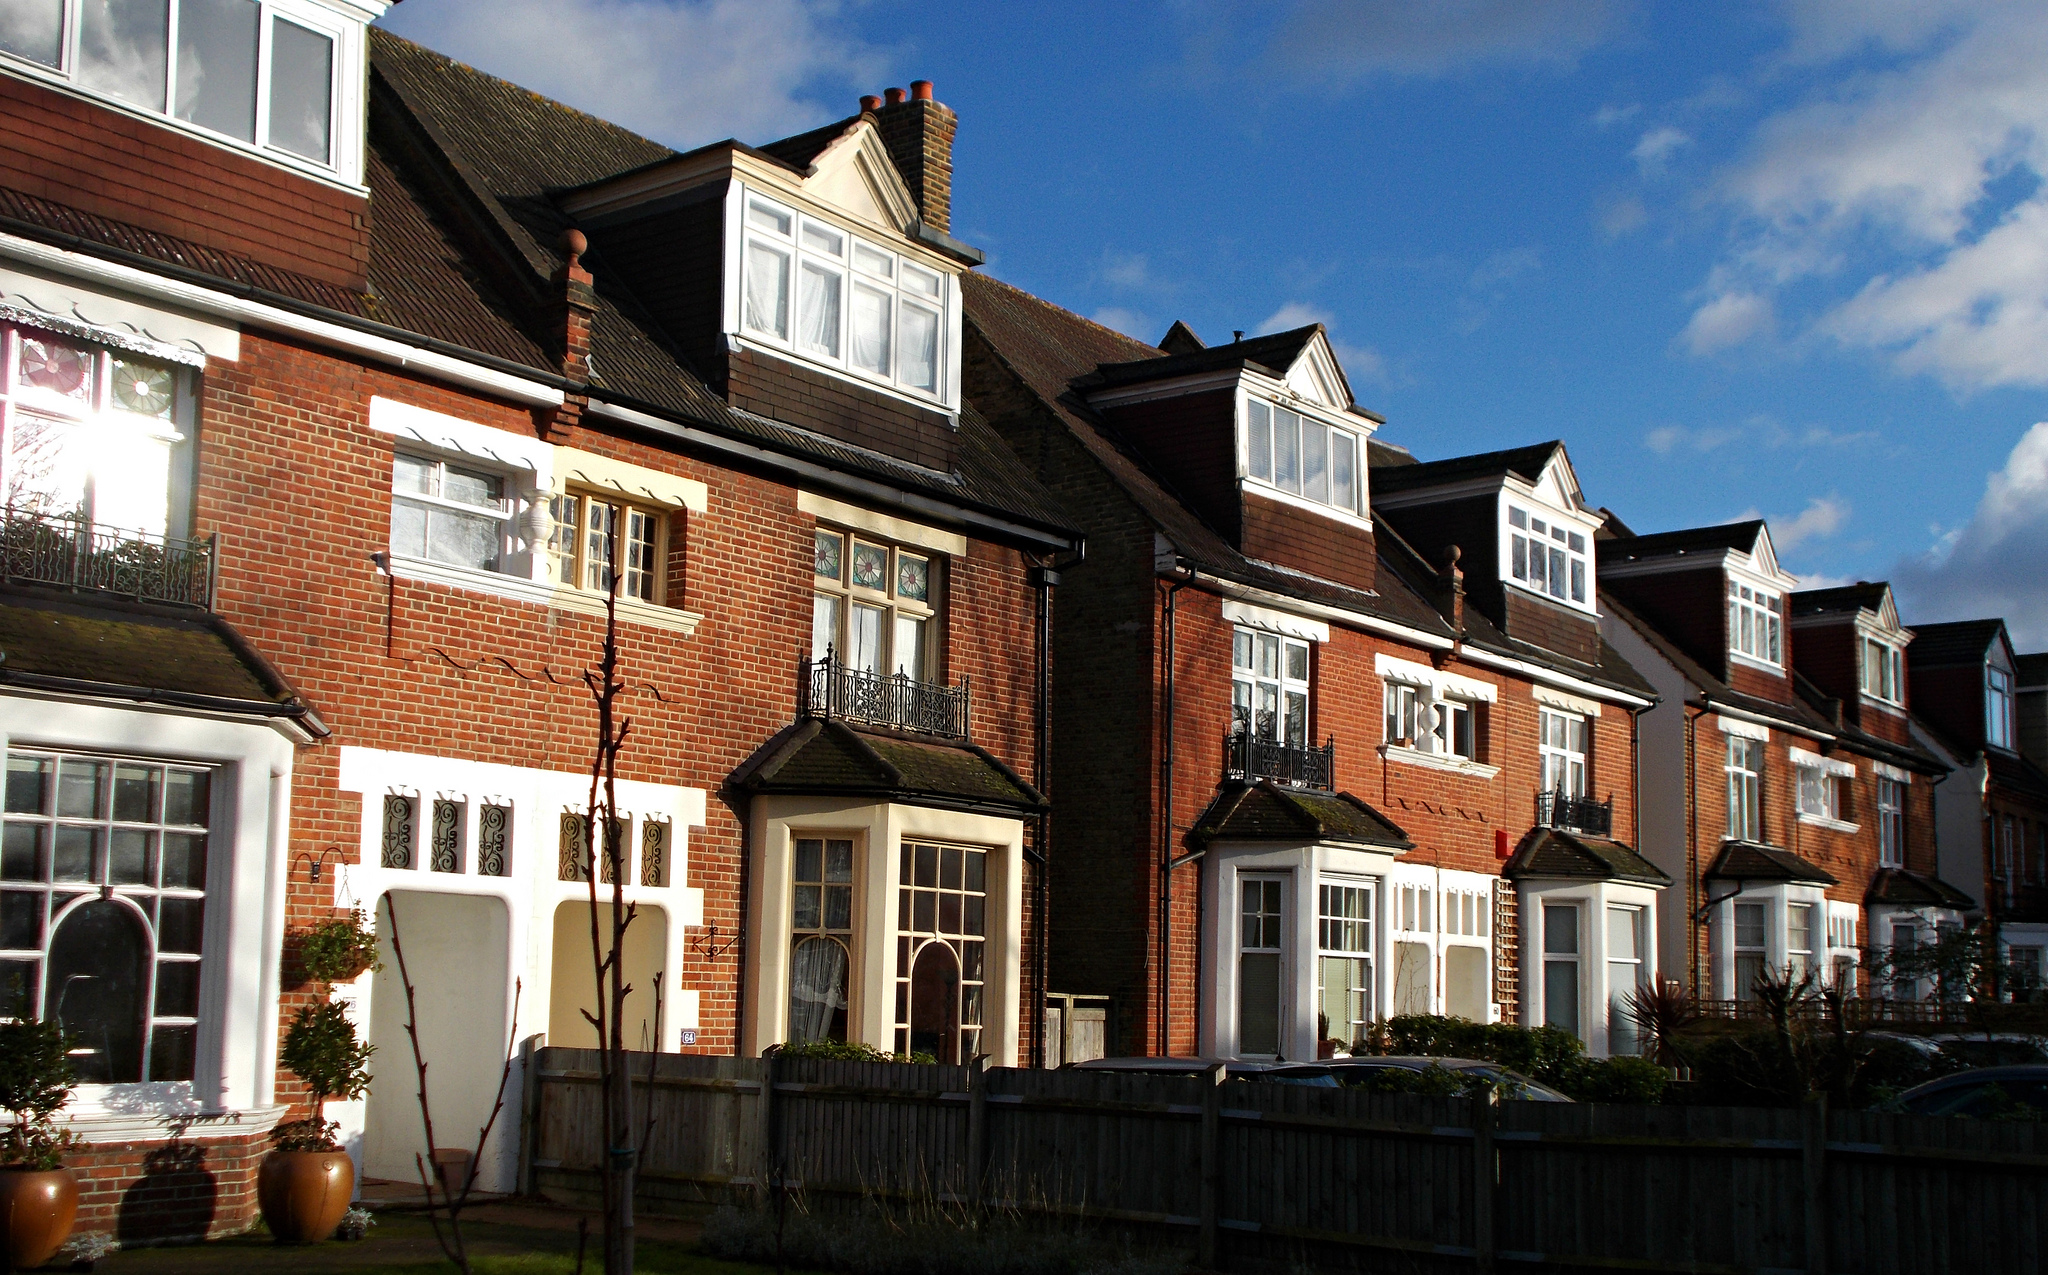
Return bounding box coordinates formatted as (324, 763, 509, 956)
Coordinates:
(729, 719, 1043, 815)
(0, 589, 317, 727)
(1704, 841, 1837, 886)
(1865, 868, 1976, 909)
(1504, 828, 1671, 886)
(1188, 781, 1411, 850)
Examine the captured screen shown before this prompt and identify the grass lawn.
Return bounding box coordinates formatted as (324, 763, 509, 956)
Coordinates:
(91, 1204, 798, 1275)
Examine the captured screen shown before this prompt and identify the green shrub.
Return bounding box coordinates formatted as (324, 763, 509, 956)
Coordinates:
(296, 908, 380, 984)
(1368, 1015, 1591, 1093)
(1575, 1055, 1669, 1104)
(778, 1038, 937, 1065)
(275, 1001, 374, 1151)
(0, 1018, 80, 1169)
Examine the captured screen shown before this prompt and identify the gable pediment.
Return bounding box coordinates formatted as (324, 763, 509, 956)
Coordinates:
(1529, 449, 1585, 514)
(1279, 331, 1357, 416)
(799, 120, 921, 235)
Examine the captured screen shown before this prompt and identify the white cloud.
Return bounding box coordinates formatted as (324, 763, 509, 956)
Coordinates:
(1098, 250, 1154, 290)
(1642, 423, 1738, 454)
(1630, 126, 1692, 175)
(1599, 195, 1648, 238)
(1763, 494, 1850, 551)
(1258, 301, 1333, 333)
(1266, 0, 1628, 81)
(1090, 308, 1155, 341)
(1679, 290, 1774, 355)
(1695, 3, 2048, 388)
(378, 0, 887, 148)
(1252, 302, 1387, 387)
(1592, 102, 1641, 130)
(1791, 570, 1859, 590)
(1892, 422, 2048, 646)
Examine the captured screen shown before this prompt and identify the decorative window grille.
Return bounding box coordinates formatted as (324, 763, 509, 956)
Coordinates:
(595, 817, 629, 884)
(894, 842, 988, 1063)
(558, 812, 588, 882)
(640, 819, 669, 887)
(430, 799, 462, 873)
(1, 751, 213, 1081)
(477, 804, 511, 877)
(381, 795, 416, 869)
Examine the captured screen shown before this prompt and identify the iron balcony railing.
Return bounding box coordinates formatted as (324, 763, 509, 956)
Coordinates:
(1, 506, 215, 608)
(1225, 727, 1336, 791)
(799, 653, 970, 739)
(1536, 788, 1613, 837)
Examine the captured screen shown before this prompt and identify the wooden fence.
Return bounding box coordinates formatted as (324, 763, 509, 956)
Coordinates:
(525, 1047, 2048, 1274)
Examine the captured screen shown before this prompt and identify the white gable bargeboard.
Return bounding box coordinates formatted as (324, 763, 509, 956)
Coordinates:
(788, 121, 921, 236)
(1280, 332, 1357, 415)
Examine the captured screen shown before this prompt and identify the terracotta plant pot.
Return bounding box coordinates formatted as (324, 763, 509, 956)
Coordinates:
(257, 1151, 354, 1244)
(0, 1166, 78, 1271)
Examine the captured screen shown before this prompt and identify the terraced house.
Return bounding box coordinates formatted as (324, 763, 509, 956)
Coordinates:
(962, 286, 1664, 1064)
(0, 5, 1075, 1240)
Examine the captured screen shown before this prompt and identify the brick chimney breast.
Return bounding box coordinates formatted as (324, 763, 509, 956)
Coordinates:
(874, 80, 957, 234)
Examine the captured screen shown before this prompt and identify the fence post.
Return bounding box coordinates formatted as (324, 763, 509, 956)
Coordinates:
(1803, 1093, 1828, 1275)
(517, 1034, 543, 1197)
(1472, 1092, 1495, 1272)
(967, 1055, 989, 1221)
(1199, 1062, 1225, 1270)
(757, 1049, 779, 1207)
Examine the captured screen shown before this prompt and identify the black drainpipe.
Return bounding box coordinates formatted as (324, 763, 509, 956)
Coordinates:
(1157, 565, 1195, 1056)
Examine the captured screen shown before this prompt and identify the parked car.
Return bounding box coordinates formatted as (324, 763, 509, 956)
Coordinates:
(1896, 1066, 2048, 1118)
(1302, 1056, 1574, 1102)
(1068, 1057, 1340, 1086)
(1928, 1034, 2048, 1068)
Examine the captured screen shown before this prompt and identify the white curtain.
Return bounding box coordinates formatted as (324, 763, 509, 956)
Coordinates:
(787, 936, 849, 1044)
(851, 284, 892, 375)
(798, 262, 841, 356)
(899, 303, 938, 391)
(745, 242, 790, 337)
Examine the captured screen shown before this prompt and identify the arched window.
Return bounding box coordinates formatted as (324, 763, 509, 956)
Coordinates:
(787, 935, 850, 1045)
(908, 941, 961, 1065)
(47, 899, 151, 1083)
(893, 842, 986, 1062)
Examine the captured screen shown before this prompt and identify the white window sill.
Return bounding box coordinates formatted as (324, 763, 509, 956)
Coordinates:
(1796, 812, 1859, 834)
(1502, 579, 1597, 618)
(389, 555, 703, 637)
(1728, 650, 1785, 676)
(1379, 743, 1501, 780)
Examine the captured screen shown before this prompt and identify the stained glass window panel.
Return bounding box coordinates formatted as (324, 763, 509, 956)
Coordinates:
(897, 554, 929, 602)
(851, 542, 888, 591)
(18, 337, 93, 404)
(814, 530, 843, 580)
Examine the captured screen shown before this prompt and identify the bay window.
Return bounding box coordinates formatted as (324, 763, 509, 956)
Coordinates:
(1238, 876, 1284, 1056)
(1733, 901, 1767, 1000)
(0, 0, 345, 170)
(1606, 906, 1644, 1054)
(1316, 880, 1371, 1051)
(2, 751, 211, 1082)
(1507, 505, 1588, 606)
(812, 528, 938, 680)
(1861, 638, 1903, 704)
(1786, 902, 1815, 981)
(739, 190, 949, 401)
(895, 841, 987, 1064)
(1244, 400, 1363, 516)
(1236, 628, 1310, 744)
(1728, 581, 1783, 666)
(391, 452, 512, 574)
(1542, 903, 1580, 1038)
(1, 324, 190, 537)
(788, 837, 853, 1046)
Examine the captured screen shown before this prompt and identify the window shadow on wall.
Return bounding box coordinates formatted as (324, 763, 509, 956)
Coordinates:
(117, 1137, 216, 1245)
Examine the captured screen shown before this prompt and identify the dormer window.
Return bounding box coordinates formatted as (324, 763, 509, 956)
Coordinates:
(1860, 637, 1904, 705)
(1507, 505, 1588, 607)
(1243, 400, 1363, 517)
(739, 189, 949, 402)
(0, 0, 355, 177)
(1728, 581, 1783, 667)
(1989, 665, 2016, 750)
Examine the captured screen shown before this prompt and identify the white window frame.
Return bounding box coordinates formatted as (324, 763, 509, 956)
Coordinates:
(1236, 627, 1312, 746)
(812, 527, 940, 682)
(1826, 905, 1860, 996)
(390, 449, 518, 576)
(1988, 664, 2016, 750)
(1539, 708, 1589, 798)
(1791, 748, 1857, 832)
(1726, 736, 1763, 843)
(1505, 502, 1592, 610)
(0, 0, 363, 186)
(1241, 397, 1368, 519)
(1877, 776, 1904, 868)
(734, 187, 955, 406)
(1860, 636, 1905, 705)
(1727, 577, 1785, 669)
(1237, 874, 1287, 1058)
(1376, 656, 1498, 775)
(1315, 878, 1373, 1053)
(1541, 901, 1582, 1039)
(1605, 904, 1646, 1055)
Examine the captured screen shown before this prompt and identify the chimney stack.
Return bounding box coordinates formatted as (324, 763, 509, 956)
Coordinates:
(872, 79, 958, 234)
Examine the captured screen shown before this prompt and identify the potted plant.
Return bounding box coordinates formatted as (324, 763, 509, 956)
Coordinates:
(260, 999, 373, 1243)
(294, 908, 380, 986)
(0, 1018, 82, 1270)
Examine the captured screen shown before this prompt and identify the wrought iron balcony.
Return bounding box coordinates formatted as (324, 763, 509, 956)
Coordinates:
(1225, 727, 1336, 791)
(799, 653, 970, 739)
(1536, 789, 1613, 837)
(1, 506, 214, 609)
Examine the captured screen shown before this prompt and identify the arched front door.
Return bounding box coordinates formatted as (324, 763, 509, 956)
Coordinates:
(908, 941, 960, 1064)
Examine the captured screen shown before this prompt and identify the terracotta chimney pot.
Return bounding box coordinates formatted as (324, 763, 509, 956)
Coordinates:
(884, 86, 907, 105)
(910, 80, 933, 101)
(860, 94, 882, 112)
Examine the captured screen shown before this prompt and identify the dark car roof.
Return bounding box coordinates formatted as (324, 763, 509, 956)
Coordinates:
(1901, 1065, 2048, 1096)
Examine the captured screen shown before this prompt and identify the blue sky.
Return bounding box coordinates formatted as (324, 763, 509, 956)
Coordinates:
(381, 0, 2048, 647)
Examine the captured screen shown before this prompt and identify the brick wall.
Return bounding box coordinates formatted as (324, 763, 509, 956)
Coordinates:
(188, 328, 1043, 1106)
(0, 74, 370, 290)
(64, 1128, 268, 1243)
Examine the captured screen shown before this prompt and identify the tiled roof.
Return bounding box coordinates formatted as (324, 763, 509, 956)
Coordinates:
(1787, 583, 1890, 619)
(1988, 750, 2048, 803)
(1704, 841, 1837, 886)
(755, 114, 865, 170)
(1905, 619, 2005, 669)
(1367, 441, 1561, 492)
(1187, 781, 1411, 849)
(1597, 520, 1763, 565)
(1504, 828, 1671, 885)
(2019, 652, 2048, 684)
(961, 272, 1457, 639)
(1789, 669, 1945, 774)
(728, 718, 1044, 814)
(0, 588, 319, 727)
(1865, 868, 1976, 909)
(1082, 325, 1329, 392)
(1602, 593, 1834, 734)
